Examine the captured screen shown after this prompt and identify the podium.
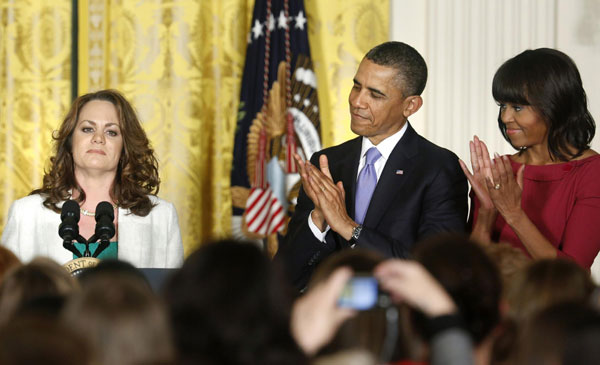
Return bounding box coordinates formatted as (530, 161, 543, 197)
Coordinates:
(139, 268, 177, 292)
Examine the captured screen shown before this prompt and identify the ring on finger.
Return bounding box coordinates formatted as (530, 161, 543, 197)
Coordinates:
(494, 183, 501, 190)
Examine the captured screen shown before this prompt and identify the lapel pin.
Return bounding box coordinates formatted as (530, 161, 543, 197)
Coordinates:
(396, 170, 404, 175)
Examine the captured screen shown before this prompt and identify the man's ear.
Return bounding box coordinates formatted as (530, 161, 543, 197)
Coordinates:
(403, 95, 423, 118)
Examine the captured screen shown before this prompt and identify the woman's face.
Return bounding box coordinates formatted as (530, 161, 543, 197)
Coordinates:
(498, 102, 548, 148)
(71, 100, 123, 176)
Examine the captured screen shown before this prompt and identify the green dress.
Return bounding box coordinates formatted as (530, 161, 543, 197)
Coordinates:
(73, 241, 118, 259)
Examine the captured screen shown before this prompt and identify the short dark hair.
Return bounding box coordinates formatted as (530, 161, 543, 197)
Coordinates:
(164, 240, 306, 365)
(365, 41, 428, 96)
(492, 48, 595, 161)
(412, 233, 502, 344)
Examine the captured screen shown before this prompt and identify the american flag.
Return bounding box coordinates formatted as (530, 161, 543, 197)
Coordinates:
(231, 0, 320, 238)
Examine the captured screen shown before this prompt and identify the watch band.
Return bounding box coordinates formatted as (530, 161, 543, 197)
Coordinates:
(349, 224, 362, 246)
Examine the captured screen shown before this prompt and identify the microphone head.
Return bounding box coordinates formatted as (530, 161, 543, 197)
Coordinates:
(95, 201, 115, 222)
(95, 201, 116, 240)
(61, 200, 80, 221)
(59, 200, 80, 241)
(59, 223, 78, 241)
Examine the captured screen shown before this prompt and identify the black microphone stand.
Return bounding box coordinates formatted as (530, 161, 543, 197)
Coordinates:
(82, 235, 92, 257)
(86, 235, 111, 258)
(62, 240, 81, 258)
(63, 234, 89, 258)
(93, 237, 110, 258)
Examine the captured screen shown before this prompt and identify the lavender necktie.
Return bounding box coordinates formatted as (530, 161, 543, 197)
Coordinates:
(354, 147, 382, 225)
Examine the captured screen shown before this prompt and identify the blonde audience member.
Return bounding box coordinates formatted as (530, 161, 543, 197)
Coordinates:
(0, 257, 78, 325)
(505, 258, 594, 323)
(0, 316, 93, 365)
(62, 272, 174, 365)
(481, 241, 531, 301)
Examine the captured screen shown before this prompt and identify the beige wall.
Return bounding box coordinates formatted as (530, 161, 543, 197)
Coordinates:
(390, 0, 600, 281)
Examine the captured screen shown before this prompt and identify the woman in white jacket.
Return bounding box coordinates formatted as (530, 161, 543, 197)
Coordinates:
(1, 89, 183, 268)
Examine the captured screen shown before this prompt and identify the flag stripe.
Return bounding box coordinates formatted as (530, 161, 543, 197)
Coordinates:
(246, 187, 286, 235)
(246, 188, 267, 213)
(253, 196, 274, 232)
(247, 189, 270, 226)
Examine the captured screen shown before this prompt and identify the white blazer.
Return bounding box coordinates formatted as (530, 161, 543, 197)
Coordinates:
(1, 194, 184, 268)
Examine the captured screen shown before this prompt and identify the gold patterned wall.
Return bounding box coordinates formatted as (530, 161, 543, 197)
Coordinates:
(0, 1, 73, 228)
(305, 0, 389, 147)
(0, 0, 387, 255)
(77, 0, 253, 255)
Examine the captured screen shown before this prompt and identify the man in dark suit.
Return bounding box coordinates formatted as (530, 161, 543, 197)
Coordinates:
(276, 41, 467, 291)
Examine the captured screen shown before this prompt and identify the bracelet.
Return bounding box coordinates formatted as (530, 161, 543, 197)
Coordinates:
(425, 313, 465, 338)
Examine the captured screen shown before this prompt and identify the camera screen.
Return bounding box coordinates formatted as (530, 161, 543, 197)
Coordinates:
(338, 276, 379, 310)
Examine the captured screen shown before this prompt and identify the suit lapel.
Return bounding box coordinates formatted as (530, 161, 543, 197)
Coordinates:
(363, 123, 419, 227)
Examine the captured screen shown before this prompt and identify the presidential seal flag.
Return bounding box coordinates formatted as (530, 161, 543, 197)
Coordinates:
(231, 0, 321, 256)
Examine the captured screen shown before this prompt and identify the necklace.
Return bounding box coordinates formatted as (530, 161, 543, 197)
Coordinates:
(80, 203, 118, 217)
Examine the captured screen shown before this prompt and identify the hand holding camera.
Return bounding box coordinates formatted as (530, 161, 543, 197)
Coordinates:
(291, 266, 357, 356)
(374, 259, 457, 317)
(337, 274, 391, 310)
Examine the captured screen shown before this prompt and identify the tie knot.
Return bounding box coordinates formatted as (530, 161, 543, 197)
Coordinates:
(365, 147, 381, 165)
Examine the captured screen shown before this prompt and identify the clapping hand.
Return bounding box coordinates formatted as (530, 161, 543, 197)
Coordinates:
(459, 136, 526, 240)
(486, 152, 525, 224)
(459, 136, 495, 211)
(294, 153, 356, 240)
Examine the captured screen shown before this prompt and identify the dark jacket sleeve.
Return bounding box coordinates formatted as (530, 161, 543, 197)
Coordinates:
(274, 152, 337, 291)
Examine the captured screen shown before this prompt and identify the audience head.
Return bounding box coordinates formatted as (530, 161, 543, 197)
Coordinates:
(481, 242, 531, 298)
(412, 233, 502, 345)
(506, 258, 594, 323)
(0, 245, 21, 282)
(309, 248, 412, 363)
(34, 89, 160, 216)
(62, 271, 174, 365)
(76, 259, 151, 289)
(0, 257, 78, 325)
(164, 239, 305, 365)
(0, 316, 93, 365)
(515, 302, 600, 365)
(365, 41, 428, 96)
(492, 48, 595, 160)
(561, 308, 600, 365)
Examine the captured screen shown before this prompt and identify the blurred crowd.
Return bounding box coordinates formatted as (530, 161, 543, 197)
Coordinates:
(0, 233, 598, 365)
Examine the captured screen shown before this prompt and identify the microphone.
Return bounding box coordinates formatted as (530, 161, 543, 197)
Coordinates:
(91, 201, 115, 258)
(59, 200, 85, 258)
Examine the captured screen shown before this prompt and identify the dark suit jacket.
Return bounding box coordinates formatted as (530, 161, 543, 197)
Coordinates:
(275, 123, 468, 290)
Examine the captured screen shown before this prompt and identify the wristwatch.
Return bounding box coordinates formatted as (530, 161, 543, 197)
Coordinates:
(349, 224, 362, 246)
